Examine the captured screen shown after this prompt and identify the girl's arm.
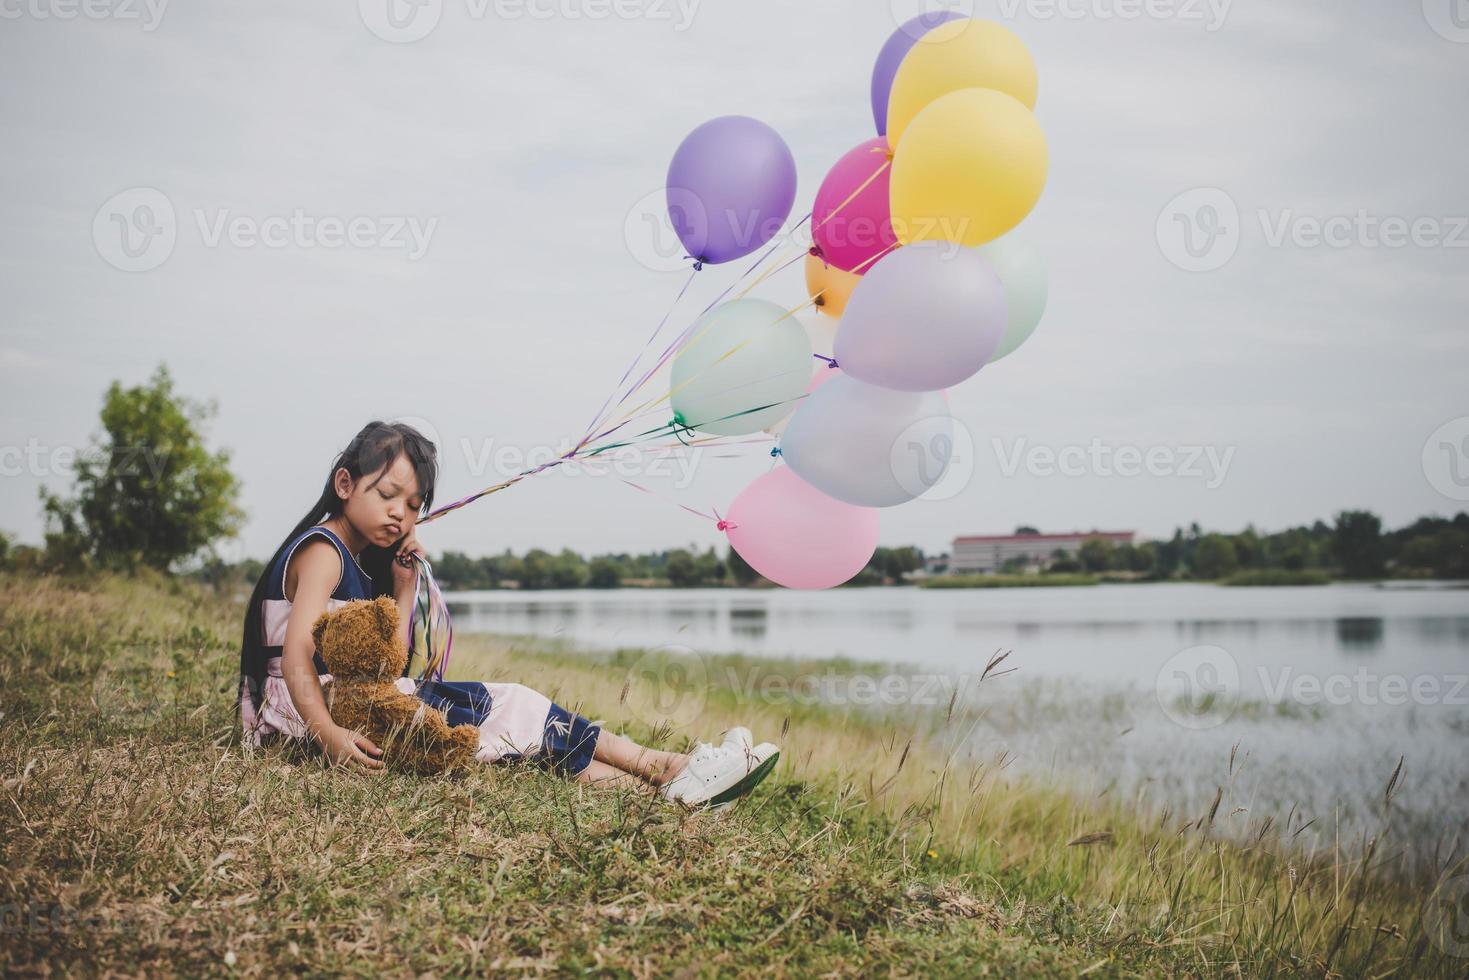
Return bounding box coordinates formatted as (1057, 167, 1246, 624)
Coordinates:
(281, 541, 384, 772)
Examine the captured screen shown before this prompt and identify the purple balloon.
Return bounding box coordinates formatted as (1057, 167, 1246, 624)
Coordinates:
(870, 12, 967, 137)
(666, 115, 797, 266)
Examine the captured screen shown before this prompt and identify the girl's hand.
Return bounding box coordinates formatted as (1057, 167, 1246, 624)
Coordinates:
(318, 724, 385, 773)
(390, 528, 425, 597)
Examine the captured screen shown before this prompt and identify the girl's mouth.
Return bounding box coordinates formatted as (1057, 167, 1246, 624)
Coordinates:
(385, 524, 400, 537)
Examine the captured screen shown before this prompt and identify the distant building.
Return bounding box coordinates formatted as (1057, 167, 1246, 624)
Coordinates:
(950, 530, 1136, 575)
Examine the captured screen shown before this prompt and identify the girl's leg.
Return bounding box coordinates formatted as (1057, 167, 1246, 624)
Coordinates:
(575, 758, 647, 789)
(590, 730, 688, 786)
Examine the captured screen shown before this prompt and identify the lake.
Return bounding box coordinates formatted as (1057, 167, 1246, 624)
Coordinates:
(445, 582, 1469, 876)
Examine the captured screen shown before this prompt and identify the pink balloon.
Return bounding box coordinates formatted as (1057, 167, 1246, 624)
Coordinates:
(725, 465, 879, 590)
(812, 138, 897, 275)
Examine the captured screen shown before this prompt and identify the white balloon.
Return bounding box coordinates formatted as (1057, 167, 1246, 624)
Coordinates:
(671, 299, 812, 436)
(780, 373, 952, 507)
(977, 235, 1048, 362)
(834, 241, 1007, 391)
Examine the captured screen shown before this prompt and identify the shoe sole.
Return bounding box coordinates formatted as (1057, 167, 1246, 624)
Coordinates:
(706, 750, 779, 808)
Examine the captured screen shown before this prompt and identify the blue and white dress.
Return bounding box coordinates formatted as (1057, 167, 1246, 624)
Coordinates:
(238, 524, 599, 775)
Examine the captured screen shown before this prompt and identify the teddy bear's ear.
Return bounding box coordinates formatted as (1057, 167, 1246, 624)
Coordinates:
(311, 611, 331, 653)
(372, 595, 399, 644)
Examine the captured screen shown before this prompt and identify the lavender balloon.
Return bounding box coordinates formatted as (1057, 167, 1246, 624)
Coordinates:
(666, 116, 797, 266)
(834, 241, 1008, 392)
(870, 11, 967, 137)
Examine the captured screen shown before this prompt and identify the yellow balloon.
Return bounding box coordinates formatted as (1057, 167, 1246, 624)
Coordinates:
(890, 88, 1048, 248)
(886, 18, 1038, 150)
(804, 253, 861, 318)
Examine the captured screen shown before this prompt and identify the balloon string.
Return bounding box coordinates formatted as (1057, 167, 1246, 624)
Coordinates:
(579, 264, 700, 450)
(811, 158, 891, 233)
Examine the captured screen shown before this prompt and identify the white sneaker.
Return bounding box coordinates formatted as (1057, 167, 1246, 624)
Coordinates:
(661, 742, 760, 807)
(721, 726, 753, 751)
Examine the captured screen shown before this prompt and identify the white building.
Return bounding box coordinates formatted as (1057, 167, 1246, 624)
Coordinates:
(950, 530, 1136, 575)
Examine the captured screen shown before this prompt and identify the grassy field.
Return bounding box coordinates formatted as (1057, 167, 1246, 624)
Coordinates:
(1, 572, 1463, 977)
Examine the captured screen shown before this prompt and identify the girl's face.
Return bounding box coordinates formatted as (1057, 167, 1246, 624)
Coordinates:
(335, 454, 423, 549)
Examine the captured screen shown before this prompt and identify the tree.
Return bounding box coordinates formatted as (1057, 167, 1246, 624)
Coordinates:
(1333, 510, 1385, 579)
(665, 549, 698, 587)
(40, 365, 243, 572)
(587, 558, 621, 589)
(1192, 534, 1240, 580)
(1014, 526, 1039, 535)
(725, 546, 759, 586)
(1078, 537, 1114, 573)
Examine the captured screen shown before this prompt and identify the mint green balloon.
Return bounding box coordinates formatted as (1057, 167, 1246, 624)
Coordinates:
(978, 235, 1048, 362)
(671, 298, 813, 436)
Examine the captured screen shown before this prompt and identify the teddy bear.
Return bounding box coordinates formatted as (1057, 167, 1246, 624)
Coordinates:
(311, 595, 481, 775)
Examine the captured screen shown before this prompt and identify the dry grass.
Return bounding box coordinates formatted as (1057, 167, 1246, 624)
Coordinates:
(0, 571, 1463, 977)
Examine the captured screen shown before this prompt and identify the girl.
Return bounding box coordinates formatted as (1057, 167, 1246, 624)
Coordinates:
(236, 421, 779, 806)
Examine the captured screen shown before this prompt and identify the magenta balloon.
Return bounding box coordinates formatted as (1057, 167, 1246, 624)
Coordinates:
(812, 138, 897, 274)
(870, 11, 968, 137)
(666, 115, 798, 266)
(725, 466, 878, 590)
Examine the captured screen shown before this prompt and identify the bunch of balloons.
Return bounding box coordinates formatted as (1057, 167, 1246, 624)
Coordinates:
(662, 15, 1051, 589)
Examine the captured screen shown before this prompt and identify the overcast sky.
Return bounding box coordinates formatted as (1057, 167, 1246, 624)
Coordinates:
(2, 0, 1466, 561)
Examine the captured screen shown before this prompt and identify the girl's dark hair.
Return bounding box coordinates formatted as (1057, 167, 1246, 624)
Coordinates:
(236, 421, 438, 716)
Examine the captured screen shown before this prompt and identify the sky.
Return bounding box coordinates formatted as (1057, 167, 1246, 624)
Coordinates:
(1, 0, 1466, 562)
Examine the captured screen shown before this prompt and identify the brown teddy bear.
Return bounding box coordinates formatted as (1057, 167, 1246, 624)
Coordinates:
(311, 596, 481, 775)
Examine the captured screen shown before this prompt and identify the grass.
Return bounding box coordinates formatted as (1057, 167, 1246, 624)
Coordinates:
(1, 572, 1464, 977)
(920, 574, 1100, 589)
(1222, 570, 1333, 587)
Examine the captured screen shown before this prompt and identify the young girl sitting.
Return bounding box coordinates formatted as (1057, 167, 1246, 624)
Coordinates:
(236, 421, 778, 806)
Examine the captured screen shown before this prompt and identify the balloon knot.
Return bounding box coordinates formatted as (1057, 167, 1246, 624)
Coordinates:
(769, 447, 782, 458)
(808, 245, 823, 258)
(685, 256, 705, 272)
(716, 519, 736, 532)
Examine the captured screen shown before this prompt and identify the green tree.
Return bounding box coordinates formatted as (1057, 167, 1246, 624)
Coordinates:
(40, 365, 243, 572)
(1192, 534, 1239, 580)
(1333, 510, 1385, 579)
(587, 557, 621, 589)
(665, 549, 698, 587)
(725, 546, 759, 586)
(1078, 537, 1115, 573)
